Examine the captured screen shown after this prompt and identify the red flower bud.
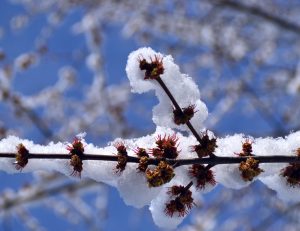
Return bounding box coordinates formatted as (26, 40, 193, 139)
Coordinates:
(165, 184, 195, 217)
(15, 143, 29, 170)
(67, 137, 85, 177)
(239, 157, 263, 181)
(114, 142, 128, 173)
(191, 131, 217, 158)
(173, 105, 196, 125)
(138, 55, 164, 80)
(189, 164, 216, 189)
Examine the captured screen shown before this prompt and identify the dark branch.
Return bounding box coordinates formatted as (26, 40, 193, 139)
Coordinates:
(1, 152, 300, 167)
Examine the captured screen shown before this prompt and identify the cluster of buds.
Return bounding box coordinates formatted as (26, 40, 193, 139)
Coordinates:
(135, 147, 149, 172)
(239, 157, 263, 181)
(192, 131, 217, 158)
(237, 138, 254, 156)
(15, 143, 29, 170)
(281, 164, 300, 187)
(146, 161, 175, 187)
(173, 105, 196, 125)
(151, 134, 180, 159)
(188, 164, 216, 189)
(67, 137, 85, 177)
(280, 148, 300, 187)
(164, 184, 195, 217)
(138, 55, 164, 80)
(114, 142, 128, 173)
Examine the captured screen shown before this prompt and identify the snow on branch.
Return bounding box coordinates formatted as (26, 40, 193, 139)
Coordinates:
(1, 47, 300, 229)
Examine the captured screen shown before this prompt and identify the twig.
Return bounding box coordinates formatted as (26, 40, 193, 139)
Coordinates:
(155, 76, 203, 144)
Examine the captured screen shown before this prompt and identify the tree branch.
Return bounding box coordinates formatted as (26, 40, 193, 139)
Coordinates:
(1, 152, 300, 167)
(213, 0, 300, 35)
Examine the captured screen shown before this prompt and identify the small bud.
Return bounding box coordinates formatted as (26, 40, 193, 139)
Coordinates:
(146, 161, 175, 187)
(114, 142, 128, 173)
(146, 168, 163, 187)
(114, 142, 127, 156)
(134, 147, 149, 158)
(165, 184, 194, 217)
(150, 134, 179, 159)
(159, 161, 175, 184)
(139, 57, 151, 70)
(150, 148, 164, 158)
(15, 143, 29, 170)
(167, 185, 186, 196)
(165, 198, 186, 217)
(138, 55, 164, 80)
(173, 105, 196, 125)
(137, 156, 149, 172)
(67, 137, 84, 156)
(191, 131, 217, 158)
(67, 137, 85, 177)
(280, 148, 300, 187)
(70, 154, 83, 177)
(188, 164, 216, 189)
(239, 157, 263, 181)
(116, 155, 128, 173)
(156, 134, 178, 149)
(237, 138, 253, 156)
(281, 163, 300, 187)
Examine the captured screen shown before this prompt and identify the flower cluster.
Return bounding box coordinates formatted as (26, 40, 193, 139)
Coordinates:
(192, 131, 217, 158)
(138, 55, 164, 80)
(237, 138, 254, 157)
(188, 164, 216, 189)
(135, 148, 149, 172)
(281, 164, 300, 187)
(173, 104, 196, 125)
(114, 142, 128, 173)
(280, 149, 300, 187)
(67, 137, 85, 177)
(114, 134, 179, 187)
(239, 157, 263, 181)
(15, 143, 29, 170)
(146, 161, 175, 187)
(164, 184, 195, 217)
(151, 134, 180, 159)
